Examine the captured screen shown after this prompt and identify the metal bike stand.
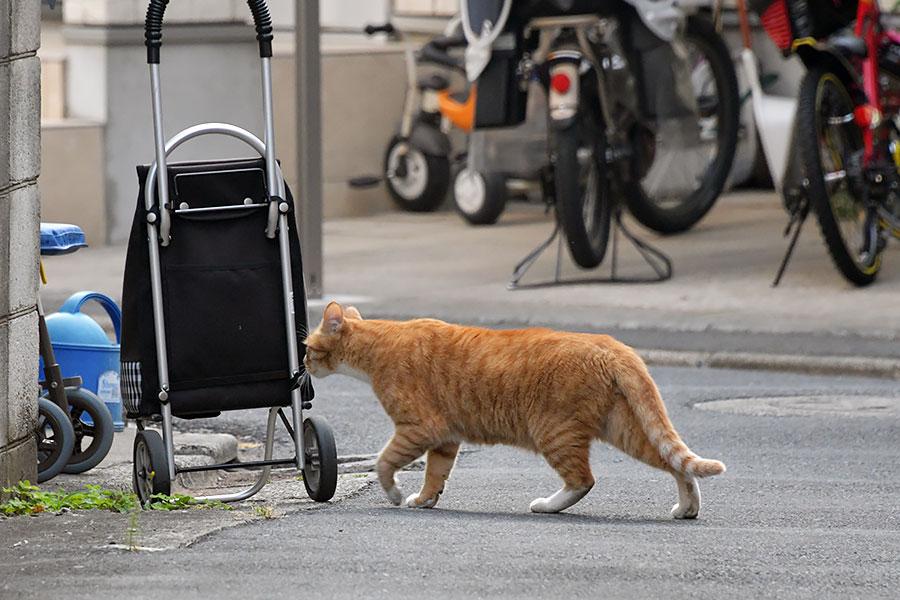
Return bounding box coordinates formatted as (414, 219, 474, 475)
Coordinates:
(771, 189, 810, 287)
(508, 205, 672, 290)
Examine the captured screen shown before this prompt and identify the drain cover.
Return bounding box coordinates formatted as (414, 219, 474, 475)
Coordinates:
(695, 396, 900, 418)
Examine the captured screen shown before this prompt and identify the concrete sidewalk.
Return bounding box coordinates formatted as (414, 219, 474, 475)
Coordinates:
(40, 189, 900, 377)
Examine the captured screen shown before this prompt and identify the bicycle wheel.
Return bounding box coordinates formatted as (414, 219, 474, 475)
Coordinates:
(797, 66, 880, 286)
(36, 398, 75, 483)
(59, 387, 114, 474)
(552, 113, 613, 269)
(625, 15, 740, 234)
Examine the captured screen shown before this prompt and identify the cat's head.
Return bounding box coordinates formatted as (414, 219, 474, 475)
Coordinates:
(303, 302, 362, 378)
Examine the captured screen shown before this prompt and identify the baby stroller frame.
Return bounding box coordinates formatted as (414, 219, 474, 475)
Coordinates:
(125, 0, 337, 505)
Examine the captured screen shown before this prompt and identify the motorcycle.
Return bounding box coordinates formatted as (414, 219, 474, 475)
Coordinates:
(461, 0, 740, 268)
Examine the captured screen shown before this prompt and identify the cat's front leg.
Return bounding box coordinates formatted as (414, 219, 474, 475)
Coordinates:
(406, 442, 460, 508)
(376, 429, 430, 506)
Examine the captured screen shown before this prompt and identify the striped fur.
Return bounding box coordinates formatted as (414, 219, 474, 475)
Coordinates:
(305, 303, 725, 519)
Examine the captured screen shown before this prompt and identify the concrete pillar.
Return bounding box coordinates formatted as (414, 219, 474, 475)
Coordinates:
(1, 0, 42, 491)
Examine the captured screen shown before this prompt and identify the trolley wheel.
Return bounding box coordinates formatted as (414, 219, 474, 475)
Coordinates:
(42, 387, 114, 474)
(133, 429, 171, 506)
(36, 398, 76, 483)
(302, 415, 338, 502)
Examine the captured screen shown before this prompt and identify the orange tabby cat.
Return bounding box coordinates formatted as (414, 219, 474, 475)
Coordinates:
(304, 302, 725, 519)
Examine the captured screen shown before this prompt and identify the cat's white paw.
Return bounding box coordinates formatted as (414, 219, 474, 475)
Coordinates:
(671, 502, 699, 519)
(406, 493, 437, 509)
(529, 497, 558, 513)
(530, 486, 591, 513)
(385, 486, 404, 506)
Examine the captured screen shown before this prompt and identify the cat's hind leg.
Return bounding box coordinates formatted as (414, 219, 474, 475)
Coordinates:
(407, 442, 460, 508)
(531, 437, 595, 514)
(671, 473, 701, 519)
(376, 428, 430, 506)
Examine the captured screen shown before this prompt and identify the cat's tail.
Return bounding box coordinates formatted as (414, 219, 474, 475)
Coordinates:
(613, 358, 726, 478)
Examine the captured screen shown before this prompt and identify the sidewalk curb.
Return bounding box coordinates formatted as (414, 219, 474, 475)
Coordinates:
(356, 309, 900, 380)
(638, 348, 900, 379)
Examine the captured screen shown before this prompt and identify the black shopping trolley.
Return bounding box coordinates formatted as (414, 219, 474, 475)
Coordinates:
(120, 0, 338, 505)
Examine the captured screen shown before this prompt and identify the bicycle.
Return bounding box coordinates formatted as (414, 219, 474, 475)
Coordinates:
(747, 0, 900, 286)
(462, 0, 740, 270)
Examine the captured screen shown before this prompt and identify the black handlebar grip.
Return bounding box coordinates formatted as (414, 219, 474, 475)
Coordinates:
(145, 0, 274, 64)
(364, 23, 395, 36)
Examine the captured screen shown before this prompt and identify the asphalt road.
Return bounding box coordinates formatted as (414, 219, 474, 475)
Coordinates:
(5, 365, 898, 599)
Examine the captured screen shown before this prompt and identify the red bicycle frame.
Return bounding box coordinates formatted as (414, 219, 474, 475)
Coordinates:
(852, 0, 900, 166)
(856, 0, 884, 165)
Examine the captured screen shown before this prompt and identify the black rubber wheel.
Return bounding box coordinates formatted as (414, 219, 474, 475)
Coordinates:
(797, 66, 881, 286)
(452, 164, 508, 225)
(384, 136, 451, 212)
(36, 398, 76, 483)
(133, 429, 171, 506)
(42, 387, 114, 474)
(552, 115, 613, 269)
(302, 415, 338, 502)
(625, 15, 740, 234)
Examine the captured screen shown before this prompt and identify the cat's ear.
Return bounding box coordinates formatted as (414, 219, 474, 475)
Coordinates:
(323, 302, 344, 335)
(345, 305, 363, 320)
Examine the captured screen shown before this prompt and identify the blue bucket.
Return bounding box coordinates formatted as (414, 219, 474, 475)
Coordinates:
(40, 292, 125, 431)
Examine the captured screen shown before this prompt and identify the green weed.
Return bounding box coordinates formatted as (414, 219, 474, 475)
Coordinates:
(0, 481, 232, 516)
(252, 505, 277, 519)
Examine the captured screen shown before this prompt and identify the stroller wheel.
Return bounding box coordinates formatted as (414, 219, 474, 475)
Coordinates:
(58, 387, 115, 475)
(302, 416, 338, 502)
(36, 398, 76, 483)
(133, 429, 171, 506)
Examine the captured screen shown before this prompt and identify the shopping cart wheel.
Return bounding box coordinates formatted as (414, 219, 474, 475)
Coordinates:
(52, 387, 114, 474)
(133, 429, 171, 506)
(302, 415, 338, 502)
(36, 398, 76, 483)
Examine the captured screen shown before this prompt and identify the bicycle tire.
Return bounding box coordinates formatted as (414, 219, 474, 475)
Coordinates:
(797, 66, 880, 286)
(552, 115, 613, 269)
(624, 15, 740, 234)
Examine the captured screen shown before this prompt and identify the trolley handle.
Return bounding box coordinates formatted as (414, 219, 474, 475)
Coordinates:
(145, 0, 274, 64)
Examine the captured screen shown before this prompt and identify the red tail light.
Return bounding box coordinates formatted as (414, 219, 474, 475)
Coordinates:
(760, 0, 793, 51)
(550, 72, 571, 94)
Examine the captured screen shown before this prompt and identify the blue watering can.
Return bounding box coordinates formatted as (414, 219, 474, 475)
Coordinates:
(41, 292, 125, 431)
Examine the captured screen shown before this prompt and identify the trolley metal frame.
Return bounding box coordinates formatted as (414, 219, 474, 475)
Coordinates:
(137, 0, 312, 503)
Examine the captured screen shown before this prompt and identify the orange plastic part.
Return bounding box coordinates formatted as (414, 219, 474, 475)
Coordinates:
(438, 85, 477, 132)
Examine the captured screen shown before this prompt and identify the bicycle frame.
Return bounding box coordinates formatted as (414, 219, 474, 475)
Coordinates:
(855, 0, 887, 167)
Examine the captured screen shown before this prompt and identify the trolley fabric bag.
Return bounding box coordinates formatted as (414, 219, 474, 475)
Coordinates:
(120, 156, 312, 419)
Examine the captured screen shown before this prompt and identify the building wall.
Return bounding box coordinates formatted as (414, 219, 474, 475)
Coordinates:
(1, 0, 42, 492)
